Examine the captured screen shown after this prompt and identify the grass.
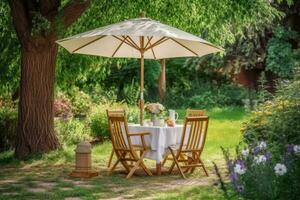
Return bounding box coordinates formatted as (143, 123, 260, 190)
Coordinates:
(0, 107, 249, 200)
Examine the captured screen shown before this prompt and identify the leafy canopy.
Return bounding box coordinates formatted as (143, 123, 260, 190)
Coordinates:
(1, 0, 282, 95)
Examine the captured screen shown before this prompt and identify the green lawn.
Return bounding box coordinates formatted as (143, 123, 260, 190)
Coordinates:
(0, 107, 249, 200)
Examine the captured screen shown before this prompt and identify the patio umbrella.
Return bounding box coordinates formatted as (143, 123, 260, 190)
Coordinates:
(56, 16, 223, 125)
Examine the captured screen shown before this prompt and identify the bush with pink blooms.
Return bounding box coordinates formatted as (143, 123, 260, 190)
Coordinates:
(54, 92, 73, 119)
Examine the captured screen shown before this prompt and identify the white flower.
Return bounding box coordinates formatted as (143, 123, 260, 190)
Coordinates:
(241, 149, 249, 157)
(254, 155, 267, 164)
(258, 141, 267, 150)
(234, 164, 246, 175)
(293, 145, 300, 155)
(274, 163, 287, 176)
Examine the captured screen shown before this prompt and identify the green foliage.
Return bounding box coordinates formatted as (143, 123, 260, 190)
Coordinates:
(266, 26, 300, 78)
(31, 12, 51, 36)
(76, 0, 279, 46)
(0, 98, 17, 152)
(0, 1, 20, 94)
(257, 71, 272, 103)
(242, 74, 300, 154)
(89, 102, 139, 138)
(187, 84, 248, 108)
(163, 58, 248, 108)
(221, 142, 300, 200)
(55, 119, 91, 146)
(67, 87, 92, 116)
(123, 80, 140, 105)
(102, 59, 160, 103)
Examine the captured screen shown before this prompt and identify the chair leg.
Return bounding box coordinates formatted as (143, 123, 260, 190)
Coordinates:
(169, 148, 186, 179)
(109, 158, 120, 175)
(117, 152, 131, 173)
(168, 161, 175, 174)
(183, 156, 193, 173)
(190, 153, 199, 174)
(139, 152, 152, 176)
(140, 162, 153, 176)
(126, 159, 142, 179)
(120, 160, 131, 173)
(161, 155, 168, 167)
(200, 159, 209, 176)
(107, 149, 114, 168)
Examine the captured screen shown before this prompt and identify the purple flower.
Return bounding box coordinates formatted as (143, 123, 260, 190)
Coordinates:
(236, 159, 245, 165)
(287, 144, 294, 154)
(265, 152, 272, 160)
(229, 172, 238, 182)
(253, 146, 260, 155)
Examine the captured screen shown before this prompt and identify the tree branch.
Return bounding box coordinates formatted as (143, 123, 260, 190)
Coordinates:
(59, 0, 91, 28)
(8, 0, 30, 42)
(39, 0, 61, 21)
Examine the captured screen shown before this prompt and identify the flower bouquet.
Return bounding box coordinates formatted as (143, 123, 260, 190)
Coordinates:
(145, 103, 165, 126)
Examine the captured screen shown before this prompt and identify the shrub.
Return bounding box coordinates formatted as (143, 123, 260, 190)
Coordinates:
(0, 98, 17, 152)
(242, 78, 300, 153)
(89, 102, 139, 139)
(55, 118, 91, 146)
(67, 87, 92, 116)
(266, 26, 300, 78)
(123, 80, 140, 105)
(165, 83, 248, 108)
(54, 92, 73, 119)
(219, 141, 300, 199)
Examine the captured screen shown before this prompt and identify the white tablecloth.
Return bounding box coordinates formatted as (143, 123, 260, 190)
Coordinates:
(128, 124, 184, 163)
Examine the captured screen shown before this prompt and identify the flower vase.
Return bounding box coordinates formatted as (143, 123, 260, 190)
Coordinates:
(152, 115, 164, 126)
(151, 114, 156, 123)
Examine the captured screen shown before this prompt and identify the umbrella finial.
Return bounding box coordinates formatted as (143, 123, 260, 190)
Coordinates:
(140, 11, 146, 18)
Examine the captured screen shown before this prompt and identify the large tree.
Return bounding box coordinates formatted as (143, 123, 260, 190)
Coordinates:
(8, 0, 90, 158)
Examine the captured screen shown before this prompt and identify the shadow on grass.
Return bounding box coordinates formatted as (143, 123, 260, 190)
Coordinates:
(0, 146, 75, 167)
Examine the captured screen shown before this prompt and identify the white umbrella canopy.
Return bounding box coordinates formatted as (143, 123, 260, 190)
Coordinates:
(57, 17, 222, 59)
(57, 17, 223, 124)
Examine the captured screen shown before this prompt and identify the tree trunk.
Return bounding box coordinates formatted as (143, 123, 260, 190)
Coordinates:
(158, 59, 166, 101)
(15, 41, 59, 158)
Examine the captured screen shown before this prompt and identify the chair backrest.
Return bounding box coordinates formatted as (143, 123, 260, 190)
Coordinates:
(106, 109, 131, 151)
(180, 116, 209, 152)
(186, 109, 206, 117)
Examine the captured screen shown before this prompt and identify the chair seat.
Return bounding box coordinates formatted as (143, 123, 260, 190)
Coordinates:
(168, 144, 186, 151)
(132, 145, 150, 151)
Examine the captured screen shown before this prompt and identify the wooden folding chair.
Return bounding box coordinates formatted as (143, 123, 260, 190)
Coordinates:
(106, 109, 152, 179)
(167, 116, 209, 179)
(161, 109, 206, 167)
(107, 110, 124, 168)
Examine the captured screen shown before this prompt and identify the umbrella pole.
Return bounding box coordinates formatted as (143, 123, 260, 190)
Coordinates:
(140, 54, 144, 125)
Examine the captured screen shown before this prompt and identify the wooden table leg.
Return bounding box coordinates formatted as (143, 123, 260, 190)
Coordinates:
(156, 163, 162, 175)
